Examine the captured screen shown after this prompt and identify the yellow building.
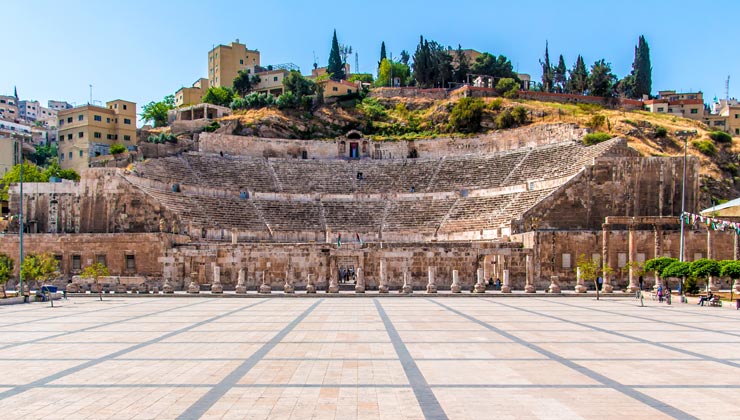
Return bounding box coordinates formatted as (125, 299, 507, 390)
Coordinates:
(721, 105, 740, 136)
(310, 64, 351, 80)
(253, 69, 290, 96)
(175, 78, 210, 107)
(0, 136, 22, 175)
(208, 40, 260, 89)
(57, 100, 137, 173)
(318, 79, 360, 99)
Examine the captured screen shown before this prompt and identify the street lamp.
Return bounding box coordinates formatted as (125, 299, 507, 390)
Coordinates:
(11, 133, 29, 299)
(676, 130, 696, 302)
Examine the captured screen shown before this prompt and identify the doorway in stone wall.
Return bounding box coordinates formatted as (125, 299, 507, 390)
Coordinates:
(337, 256, 357, 285)
(349, 142, 359, 159)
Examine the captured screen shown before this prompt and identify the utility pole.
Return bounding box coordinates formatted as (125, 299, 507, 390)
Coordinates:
(16, 134, 25, 299)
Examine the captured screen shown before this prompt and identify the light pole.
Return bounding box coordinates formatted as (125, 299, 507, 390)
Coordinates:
(676, 130, 696, 302)
(12, 133, 26, 299)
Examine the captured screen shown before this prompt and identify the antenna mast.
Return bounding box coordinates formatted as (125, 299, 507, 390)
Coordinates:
(726, 75, 730, 101)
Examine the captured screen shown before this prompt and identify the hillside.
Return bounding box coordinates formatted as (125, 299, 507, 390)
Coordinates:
(211, 95, 738, 207)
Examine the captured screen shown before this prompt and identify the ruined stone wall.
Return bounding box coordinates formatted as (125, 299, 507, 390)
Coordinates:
(369, 87, 449, 100)
(199, 123, 588, 160)
(517, 156, 701, 232)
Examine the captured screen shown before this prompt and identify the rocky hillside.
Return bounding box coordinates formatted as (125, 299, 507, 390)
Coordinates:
(208, 95, 738, 206)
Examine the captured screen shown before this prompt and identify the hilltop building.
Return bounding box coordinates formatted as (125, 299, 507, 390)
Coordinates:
(175, 78, 210, 108)
(642, 90, 704, 120)
(57, 100, 137, 173)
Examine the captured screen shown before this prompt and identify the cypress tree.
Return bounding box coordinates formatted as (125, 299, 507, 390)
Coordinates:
(553, 54, 567, 93)
(631, 35, 652, 98)
(539, 41, 553, 92)
(567, 55, 589, 95)
(327, 29, 345, 80)
(379, 41, 387, 69)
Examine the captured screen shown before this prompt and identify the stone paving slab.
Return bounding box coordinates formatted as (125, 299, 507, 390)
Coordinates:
(0, 296, 739, 419)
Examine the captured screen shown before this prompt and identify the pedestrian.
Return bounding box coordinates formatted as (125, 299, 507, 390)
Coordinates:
(495, 278, 501, 290)
(597, 276, 603, 291)
(488, 277, 493, 288)
(657, 284, 663, 303)
(639, 276, 644, 291)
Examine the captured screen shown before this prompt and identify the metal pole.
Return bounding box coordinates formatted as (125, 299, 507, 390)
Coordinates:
(18, 135, 24, 299)
(679, 134, 687, 301)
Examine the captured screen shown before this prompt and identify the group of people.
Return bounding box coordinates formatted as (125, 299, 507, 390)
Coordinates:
(338, 267, 356, 284)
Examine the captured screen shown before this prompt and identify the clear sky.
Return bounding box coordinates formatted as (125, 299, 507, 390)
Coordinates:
(2, 0, 738, 126)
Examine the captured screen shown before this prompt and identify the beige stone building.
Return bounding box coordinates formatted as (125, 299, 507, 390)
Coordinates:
(57, 100, 137, 173)
(208, 40, 260, 89)
(253, 69, 290, 96)
(175, 78, 210, 107)
(310, 64, 351, 80)
(0, 136, 22, 175)
(0, 95, 19, 121)
(318, 79, 360, 99)
(643, 90, 705, 121)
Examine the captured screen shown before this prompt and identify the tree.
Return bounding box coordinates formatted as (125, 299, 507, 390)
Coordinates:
(576, 254, 611, 298)
(379, 41, 387, 70)
(30, 143, 58, 166)
(721, 261, 740, 289)
(588, 59, 617, 97)
(412, 36, 454, 88)
(327, 30, 346, 80)
(232, 70, 253, 97)
(539, 41, 553, 92)
(109, 143, 126, 155)
(202, 86, 234, 107)
(81, 262, 110, 301)
(377, 59, 411, 87)
(0, 253, 13, 298)
(644, 257, 677, 287)
(0, 162, 47, 201)
(339, 44, 353, 66)
(453, 45, 470, 84)
(140, 95, 175, 128)
(553, 54, 567, 93)
(567, 55, 589, 94)
(661, 261, 692, 293)
(496, 78, 519, 98)
(690, 258, 720, 291)
(630, 35, 652, 99)
(449, 98, 485, 133)
(283, 71, 316, 99)
(399, 50, 410, 67)
(471, 53, 518, 81)
(43, 159, 80, 181)
(20, 253, 59, 290)
(349, 73, 374, 84)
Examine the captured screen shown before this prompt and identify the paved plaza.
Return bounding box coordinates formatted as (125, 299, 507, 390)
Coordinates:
(0, 296, 739, 419)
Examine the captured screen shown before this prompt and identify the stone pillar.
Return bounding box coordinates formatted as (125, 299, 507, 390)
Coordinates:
(306, 274, 316, 294)
(525, 255, 535, 293)
(259, 272, 272, 294)
(653, 226, 662, 290)
(547, 275, 561, 293)
(574, 267, 586, 293)
(450, 270, 461, 293)
(627, 225, 639, 293)
(235, 269, 246, 294)
(426, 266, 437, 293)
(163, 276, 174, 294)
(601, 223, 614, 293)
(734, 233, 740, 261)
(355, 267, 365, 293)
(211, 264, 223, 294)
(187, 276, 199, 294)
(284, 271, 295, 294)
(327, 271, 339, 293)
(231, 229, 238, 245)
(474, 268, 486, 293)
(378, 259, 389, 293)
(400, 272, 412, 294)
(501, 269, 511, 293)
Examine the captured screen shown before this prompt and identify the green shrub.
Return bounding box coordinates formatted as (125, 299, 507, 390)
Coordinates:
(709, 131, 732, 144)
(449, 98, 485, 133)
(203, 121, 221, 133)
(655, 126, 667, 138)
(692, 140, 717, 156)
(147, 133, 177, 144)
(276, 92, 298, 109)
(623, 119, 637, 126)
(511, 106, 528, 125)
(495, 109, 515, 129)
(586, 114, 606, 130)
(724, 163, 738, 176)
(358, 97, 387, 119)
(577, 103, 603, 113)
(583, 132, 612, 145)
(488, 98, 503, 111)
(231, 92, 276, 110)
(109, 143, 126, 155)
(496, 78, 519, 98)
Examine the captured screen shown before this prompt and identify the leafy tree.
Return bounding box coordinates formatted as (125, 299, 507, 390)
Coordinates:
(30, 143, 58, 166)
(629, 35, 652, 99)
(539, 41, 553, 92)
(553, 54, 567, 93)
(399, 50, 410, 67)
(327, 30, 346, 80)
(0, 162, 47, 201)
(511, 106, 528, 125)
(349, 73, 374, 84)
(140, 95, 175, 128)
(379, 41, 387, 70)
(20, 253, 59, 290)
(202, 86, 235, 107)
(661, 261, 692, 292)
(576, 254, 612, 297)
(495, 109, 515, 129)
(109, 143, 126, 155)
(453, 45, 470, 84)
(644, 257, 676, 286)
(412, 36, 454, 88)
(43, 159, 80, 182)
(283, 71, 315, 98)
(81, 262, 110, 301)
(230, 92, 276, 110)
(232, 69, 253, 96)
(377, 59, 411, 87)
(721, 261, 740, 285)
(567, 55, 589, 94)
(471, 53, 518, 81)
(0, 253, 13, 298)
(449, 98, 484, 133)
(588, 59, 617, 97)
(496, 78, 519, 98)
(690, 258, 720, 291)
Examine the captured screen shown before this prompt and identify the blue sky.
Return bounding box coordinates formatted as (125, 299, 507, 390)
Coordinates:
(2, 0, 738, 125)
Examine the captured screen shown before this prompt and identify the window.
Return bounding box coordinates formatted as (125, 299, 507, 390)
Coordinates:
(240, 59, 244, 65)
(78, 114, 83, 121)
(58, 119, 64, 126)
(106, 134, 113, 140)
(106, 117, 110, 123)
(60, 154, 64, 161)
(69, 151, 72, 159)
(562, 253, 571, 269)
(72, 255, 81, 270)
(67, 117, 72, 123)
(94, 115, 102, 121)
(657, 107, 664, 112)
(79, 150, 83, 157)
(96, 255, 107, 266)
(94, 132, 101, 138)
(78, 131, 84, 138)
(123, 104, 127, 110)
(125, 254, 135, 271)
(332, 87, 338, 92)
(690, 108, 698, 114)
(123, 118, 131, 125)
(736, 129, 739, 135)
(124, 135, 131, 141)
(735, 114, 739, 119)
(273, 76, 278, 82)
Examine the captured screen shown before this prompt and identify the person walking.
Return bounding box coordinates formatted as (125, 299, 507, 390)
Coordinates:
(657, 284, 663, 303)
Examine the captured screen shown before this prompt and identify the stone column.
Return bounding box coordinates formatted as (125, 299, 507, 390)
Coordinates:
(602, 223, 614, 293)
(707, 228, 719, 291)
(400, 272, 412, 294)
(211, 264, 223, 294)
(378, 259, 389, 293)
(474, 268, 486, 293)
(653, 226, 663, 291)
(525, 255, 535, 293)
(231, 229, 238, 245)
(426, 266, 437, 293)
(450, 270, 461, 293)
(547, 275, 561, 293)
(284, 270, 295, 294)
(355, 267, 365, 293)
(235, 269, 246, 294)
(501, 269, 511, 293)
(259, 271, 272, 294)
(327, 271, 339, 293)
(574, 267, 586, 293)
(187, 275, 199, 294)
(163, 276, 174, 294)
(627, 225, 639, 293)
(306, 274, 316, 293)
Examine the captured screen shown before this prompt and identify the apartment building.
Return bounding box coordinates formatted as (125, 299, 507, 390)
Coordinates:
(175, 78, 210, 107)
(0, 95, 18, 121)
(208, 40, 261, 88)
(57, 100, 137, 173)
(642, 90, 704, 120)
(48, 100, 73, 111)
